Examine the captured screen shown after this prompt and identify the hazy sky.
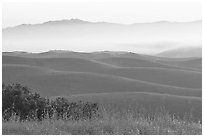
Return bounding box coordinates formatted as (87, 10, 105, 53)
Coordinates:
(3, 2, 201, 28)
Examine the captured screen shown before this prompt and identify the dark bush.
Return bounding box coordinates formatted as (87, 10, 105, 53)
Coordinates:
(2, 83, 48, 121)
(50, 97, 99, 120)
(2, 83, 99, 121)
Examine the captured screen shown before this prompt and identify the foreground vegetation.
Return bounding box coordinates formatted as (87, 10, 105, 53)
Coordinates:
(2, 83, 202, 135)
(2, 83, 99, 121)
(2, 112, 202, 135)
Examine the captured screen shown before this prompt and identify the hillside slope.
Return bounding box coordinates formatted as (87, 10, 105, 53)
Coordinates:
(66, 91, 202, 121)
(2, 64, 201, 97)
(156, 58, 202, 70)
(3, 55, 201, 89)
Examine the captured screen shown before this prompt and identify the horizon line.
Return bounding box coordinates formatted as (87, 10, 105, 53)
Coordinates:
(3, 18, 202, 29)
(2, 46, 202, 55)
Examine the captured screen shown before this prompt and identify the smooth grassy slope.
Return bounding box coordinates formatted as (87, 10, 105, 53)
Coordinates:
(3, 56, 202, 89)
(3, 54, 199, 71)
(2, 56, 116, 71)
(96, 57, 201, 72)
(2, 55, 180, 70)
(156, 58, 202, 70)
(2, 64, 201, 97)
(98, 67, 201, 89)
(97, 57, 175, 68)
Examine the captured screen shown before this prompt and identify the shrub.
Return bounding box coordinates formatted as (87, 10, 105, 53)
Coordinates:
(2, 83, 99, 121)
(2, 83, 48, 120)
(50, 97, 99, 120)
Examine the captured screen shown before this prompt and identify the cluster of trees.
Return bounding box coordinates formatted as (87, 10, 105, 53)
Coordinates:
(2, 83, 99, 121)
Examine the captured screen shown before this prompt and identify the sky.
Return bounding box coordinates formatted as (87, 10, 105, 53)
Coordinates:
(2, 2, 202, 28)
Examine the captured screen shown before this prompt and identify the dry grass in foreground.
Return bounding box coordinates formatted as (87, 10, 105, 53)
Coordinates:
(2, 111, 202, 135)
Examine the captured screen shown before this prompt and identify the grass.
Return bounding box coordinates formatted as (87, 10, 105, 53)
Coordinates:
(2, 108, 202, 135)
(65, 92, 202, 122)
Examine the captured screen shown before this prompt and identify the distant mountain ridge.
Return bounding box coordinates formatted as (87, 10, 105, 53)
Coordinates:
(3, 50, 133, 55)
(3, 19, 201, 55)
(3, 19, 202, 29)
(3, 19, 120, 29)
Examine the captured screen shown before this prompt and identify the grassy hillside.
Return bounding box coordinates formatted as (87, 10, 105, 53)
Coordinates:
(2, 52, 202, 135)
(3, 56, 202, 89)
(3, 54, 201, 71)
(157, 58, 202, 70)
(3, 64, 201, 97)
(96, 57, 201, 71)
(97, 57, 175, 68)
(64, 92, 201, 122)
(99, 67, 201, 89)
(2, 56, 116, 70)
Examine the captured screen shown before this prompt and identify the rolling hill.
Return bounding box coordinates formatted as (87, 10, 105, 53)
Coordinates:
(2, 64, 201, 97)
(65, 91, 202, 121)
(3, 50, 201, 71)
(2, 50, 202, 123)
(156, 58, 202, 70)
(3, 55, 201, 89)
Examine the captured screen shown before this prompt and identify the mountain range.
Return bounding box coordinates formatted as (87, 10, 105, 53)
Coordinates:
(3, 19, 202, 55)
